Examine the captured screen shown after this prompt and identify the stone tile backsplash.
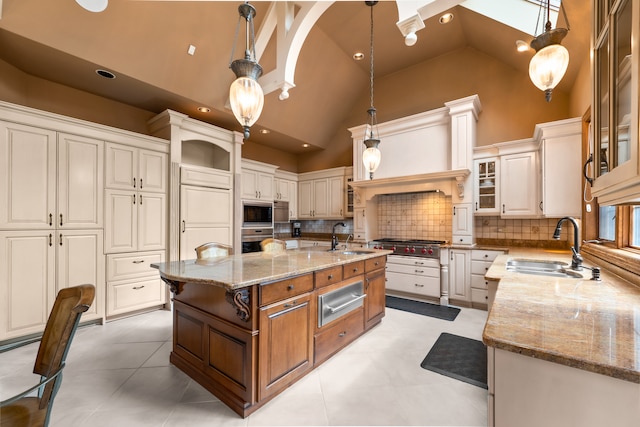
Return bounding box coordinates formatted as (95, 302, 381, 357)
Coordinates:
(377, 192, 452, 241)
(475, 216, 577, 243)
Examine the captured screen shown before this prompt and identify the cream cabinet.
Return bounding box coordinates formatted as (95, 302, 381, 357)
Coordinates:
(0, 123, 103, 230)
(473, 158, 500, 215)
(274, 171, 298, 220)
(452, 203, 473, 245)
(449, 248, 471, 304)
(470, 249, 504, 310)
(500, 152, 539, 218)
(105, 142, 167, 194)
(0, 229, 105, 341)
(298, 175, 345, 219)
(106, 251, 165, 317)
(241, 159, 277, 201)
(385, 256, 440, 299)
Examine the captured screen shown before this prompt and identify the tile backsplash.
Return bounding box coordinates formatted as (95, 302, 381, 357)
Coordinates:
(377, 192, 452, 241)
(475, 216, 576, 244)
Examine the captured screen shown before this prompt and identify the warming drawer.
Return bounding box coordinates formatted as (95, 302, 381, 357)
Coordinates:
(318, 281, 365, 327)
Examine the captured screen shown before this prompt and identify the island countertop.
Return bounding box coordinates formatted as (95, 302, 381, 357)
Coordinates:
(152, 248, 392, 290)
(483, 251, 640, 383)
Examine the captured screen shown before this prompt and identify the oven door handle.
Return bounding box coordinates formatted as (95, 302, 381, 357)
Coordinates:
(327, 294, 366, 314)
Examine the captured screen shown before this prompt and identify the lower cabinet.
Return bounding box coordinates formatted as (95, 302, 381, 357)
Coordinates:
(385, 256, 440, 300)
(259, 291, 315, 400)
(106, 251, 165, 317)
(0, 229, 105, 342)
(364, 257, 386, 329)
(449, 249, 471, 305)
(314, 307, 364, 365)
(470, 249, 505, 310)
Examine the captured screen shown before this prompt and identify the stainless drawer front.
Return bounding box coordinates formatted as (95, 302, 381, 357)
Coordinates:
(318, 281, 364, 327)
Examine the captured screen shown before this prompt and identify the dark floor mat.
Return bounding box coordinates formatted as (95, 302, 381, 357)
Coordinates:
(385, 296, 460, 321)
(420, 332, 487, 389)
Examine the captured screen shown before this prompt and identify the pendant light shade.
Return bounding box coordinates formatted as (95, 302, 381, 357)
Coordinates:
(529, 43, 569, 101)
(528, 1, 570, 102)
(363, 137, 381, 179)
(75, 0, 108, 12)
(229, 2, 264, 140)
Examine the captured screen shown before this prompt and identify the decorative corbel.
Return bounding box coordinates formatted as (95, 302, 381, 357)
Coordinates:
(160, 277, 183, 295)
(225, 288, 251, 322)
(455, 176, 465, 199)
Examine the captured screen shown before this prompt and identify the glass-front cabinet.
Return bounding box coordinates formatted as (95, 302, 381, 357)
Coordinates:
(473, 158, 499, 215)
(592, 0, 640, 204)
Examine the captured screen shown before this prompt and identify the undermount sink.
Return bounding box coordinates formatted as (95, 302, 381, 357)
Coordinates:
(505, 258, 583, 279)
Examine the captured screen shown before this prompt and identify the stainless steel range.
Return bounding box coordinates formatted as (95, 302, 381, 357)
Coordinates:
(369, 238, 445, 258)
(369, 238, 446, 303)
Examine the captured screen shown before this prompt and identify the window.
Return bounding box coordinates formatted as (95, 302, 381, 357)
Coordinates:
(632, 206, 640, 248)
(599, 205, 616, 241)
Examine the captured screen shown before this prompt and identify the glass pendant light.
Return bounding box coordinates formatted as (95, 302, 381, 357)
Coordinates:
(363, 1, 381, 180)
(229, 2, 264, 140)
(528, 0, 570, 102)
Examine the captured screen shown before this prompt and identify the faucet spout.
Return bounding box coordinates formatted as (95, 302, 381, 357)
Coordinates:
(553, 216, 583, 270)
(331, 222, 346, 251)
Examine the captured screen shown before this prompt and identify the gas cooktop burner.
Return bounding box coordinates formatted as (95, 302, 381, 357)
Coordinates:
(370, 238, 445, 258)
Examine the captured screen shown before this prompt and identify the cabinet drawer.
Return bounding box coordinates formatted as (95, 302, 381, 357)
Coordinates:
(181, 166, 232, 189)
(107, 251, 164, 281)
(343, 261, 365, 279)
(365, 256, 386, 272)
(385, 263, 439, 278)
(452, 235, 473, 245)
(386, 271, 440, 298)
(260, 273, 313, 306)
(471, 274, 490, 290)
(471, 260, 493, 276)
(107, 277, 165, 316)
(314, 266, 344, 289)
(471, 288, 488, 305)
(314, 307, 364, 365)
(472, 250, 503, 262)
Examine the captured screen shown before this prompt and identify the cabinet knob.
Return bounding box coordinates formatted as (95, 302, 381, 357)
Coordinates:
(328, 274, 333, 280)
(352, 267, 358, 272)
(338, 331, 347, 337)
(287, 284, 294, 290)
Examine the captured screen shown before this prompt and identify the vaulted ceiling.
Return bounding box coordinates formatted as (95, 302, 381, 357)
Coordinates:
(0, 0, 589, 155)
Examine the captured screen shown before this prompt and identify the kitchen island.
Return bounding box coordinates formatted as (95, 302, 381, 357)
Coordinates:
(483, 252, 640, 427)
(153, 248, 390, 417)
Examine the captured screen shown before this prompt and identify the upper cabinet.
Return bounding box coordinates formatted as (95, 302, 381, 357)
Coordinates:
(0, 122, 103, 229)
(298, 167, 347, 219)
(241, 159, 277, 201)
(275, 170, 298, 220)
(500, 152, 539, 218)
(591, 0, 640, 204)
(105, 142, 167, 194)
(473, 158, 500, 215)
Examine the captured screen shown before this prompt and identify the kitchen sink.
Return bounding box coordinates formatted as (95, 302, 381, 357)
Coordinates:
(505, 258, 583, 279)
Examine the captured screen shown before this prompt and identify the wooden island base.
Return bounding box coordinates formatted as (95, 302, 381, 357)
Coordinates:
(161, 255, 387, 417)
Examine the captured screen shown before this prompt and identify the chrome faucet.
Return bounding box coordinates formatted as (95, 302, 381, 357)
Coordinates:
(553, 216, 583, 271)
(331, 222, 346, 251)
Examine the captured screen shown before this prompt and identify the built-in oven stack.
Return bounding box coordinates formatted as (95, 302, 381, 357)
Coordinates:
(369, 238, 445, 302)
(241, 201, 273, 253)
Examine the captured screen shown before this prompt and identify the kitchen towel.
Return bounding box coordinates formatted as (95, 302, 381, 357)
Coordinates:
(420, 332, 487, 389)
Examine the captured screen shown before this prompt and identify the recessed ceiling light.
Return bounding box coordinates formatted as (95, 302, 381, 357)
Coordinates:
(515, 40, 530, 52)
(96, 69, 116, 79)
(353, 52, 365, 61)
(259, 129, 270, 134)
(188, 45, 196, 56)
(197, 107, 210, 113)
(302, 143, 309, 148)
(439, 13, 454, 24)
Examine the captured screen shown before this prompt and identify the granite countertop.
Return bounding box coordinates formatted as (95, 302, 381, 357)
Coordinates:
(152, 248, 391, 290)
(483, 250, 640, 383)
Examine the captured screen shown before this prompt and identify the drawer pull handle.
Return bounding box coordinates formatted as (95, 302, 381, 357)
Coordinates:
(283, 300, 297, 308)
(338, 331, 347, 337)
(415, 261, 424, 265)
(415, 284, 424, 287)
(287, 284, 294, 290)
(133, 285, 145, 290)
(415, 270, 424, 273)
(327, 294, 366, 314)
(133, 260, 145, 264)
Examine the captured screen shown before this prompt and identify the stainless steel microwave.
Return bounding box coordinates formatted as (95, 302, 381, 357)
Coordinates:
(242, 201, 273, 227)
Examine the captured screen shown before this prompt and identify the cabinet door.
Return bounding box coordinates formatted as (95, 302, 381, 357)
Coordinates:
(452, 203, 473, 245)
(0, 231, 55, 341)
(241, 168, 259, 199)
(364, 268, 385, 329)
(179, 185, 231, 259)
(541, 136, 581, 217)
(312, 179, 329, 217)
(58, 133, 103, 229)
(353, 208, 366, 240)
(500, 152, 539, 217)
(328, 176, 345, 217)
(474, 158, 500, 215)
(298, 180, 313, 218)
(104, 189, 137, 253)
(257, 172, 274, 200)
(449, 249, 471, 302)
(288, 181, 298, 220)
(57, 229, 104, 320)
(258, 293, 314, 400)
(0, 122, 56, 229)
(137, 192, 166, 252)
(138, 149, 167, 193)
(105, 143, 137, 190)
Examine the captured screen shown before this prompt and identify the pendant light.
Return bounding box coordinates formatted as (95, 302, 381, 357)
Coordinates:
(229, 2, 264, 141)
(362, 0, 381, 180)
(528, 0, 570, 102)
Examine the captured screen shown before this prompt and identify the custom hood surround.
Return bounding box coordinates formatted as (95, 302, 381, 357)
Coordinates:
(349, 95, 481, 204)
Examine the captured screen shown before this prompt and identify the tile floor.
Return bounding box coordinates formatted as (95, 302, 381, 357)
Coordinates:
(0, 305, 488, 426)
